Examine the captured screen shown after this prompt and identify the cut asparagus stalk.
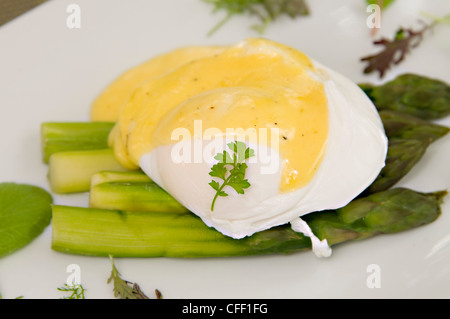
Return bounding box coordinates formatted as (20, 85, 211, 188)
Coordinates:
(41, 122, 115, 163)
(52, 205, 311, 258)
(90, 170, 151, 187)
(89, 176, 188, 213)
(51, 188, 446, 258)
(48, 149, 129, 194)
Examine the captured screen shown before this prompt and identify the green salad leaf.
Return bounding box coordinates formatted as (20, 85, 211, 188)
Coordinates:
(361, 12, 450, 78)
(0, 183, 53, 258)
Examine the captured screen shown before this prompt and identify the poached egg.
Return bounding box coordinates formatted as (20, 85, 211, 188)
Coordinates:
(91, 38, 388, 257)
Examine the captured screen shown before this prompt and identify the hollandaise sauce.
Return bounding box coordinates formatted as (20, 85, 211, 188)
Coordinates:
(92, 38, 329, 193)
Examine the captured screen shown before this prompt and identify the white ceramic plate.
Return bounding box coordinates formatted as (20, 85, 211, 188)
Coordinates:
(0, 0, 449, 299)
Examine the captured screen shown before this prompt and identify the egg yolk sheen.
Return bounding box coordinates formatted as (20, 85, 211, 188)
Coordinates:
(94, 39, 329, 193)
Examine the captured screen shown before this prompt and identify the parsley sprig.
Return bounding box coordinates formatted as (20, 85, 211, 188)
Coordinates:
(209, 141, 255, 211)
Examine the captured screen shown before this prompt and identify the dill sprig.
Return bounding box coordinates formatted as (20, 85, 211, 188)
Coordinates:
(57, 284, 86, 299)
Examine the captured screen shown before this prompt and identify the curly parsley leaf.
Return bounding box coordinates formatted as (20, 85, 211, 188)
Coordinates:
(204, 0, 309, 35)
(209, 141, 255, 211)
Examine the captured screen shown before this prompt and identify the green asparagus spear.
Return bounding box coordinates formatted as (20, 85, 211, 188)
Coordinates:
(51, 187, 446, 258)
(41, 122, 115, 163)
(364, 138, 428, 194)
(359, 73, 450, 120)
(51, 205, 311, 257)
(380, 110, 450, 142)
(305, 188, 446, 246)
(91, 170, 151, 187)
(89, 178, 189, 213)
(364, 111, 449, 195)
(48, 149, 129, 194)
